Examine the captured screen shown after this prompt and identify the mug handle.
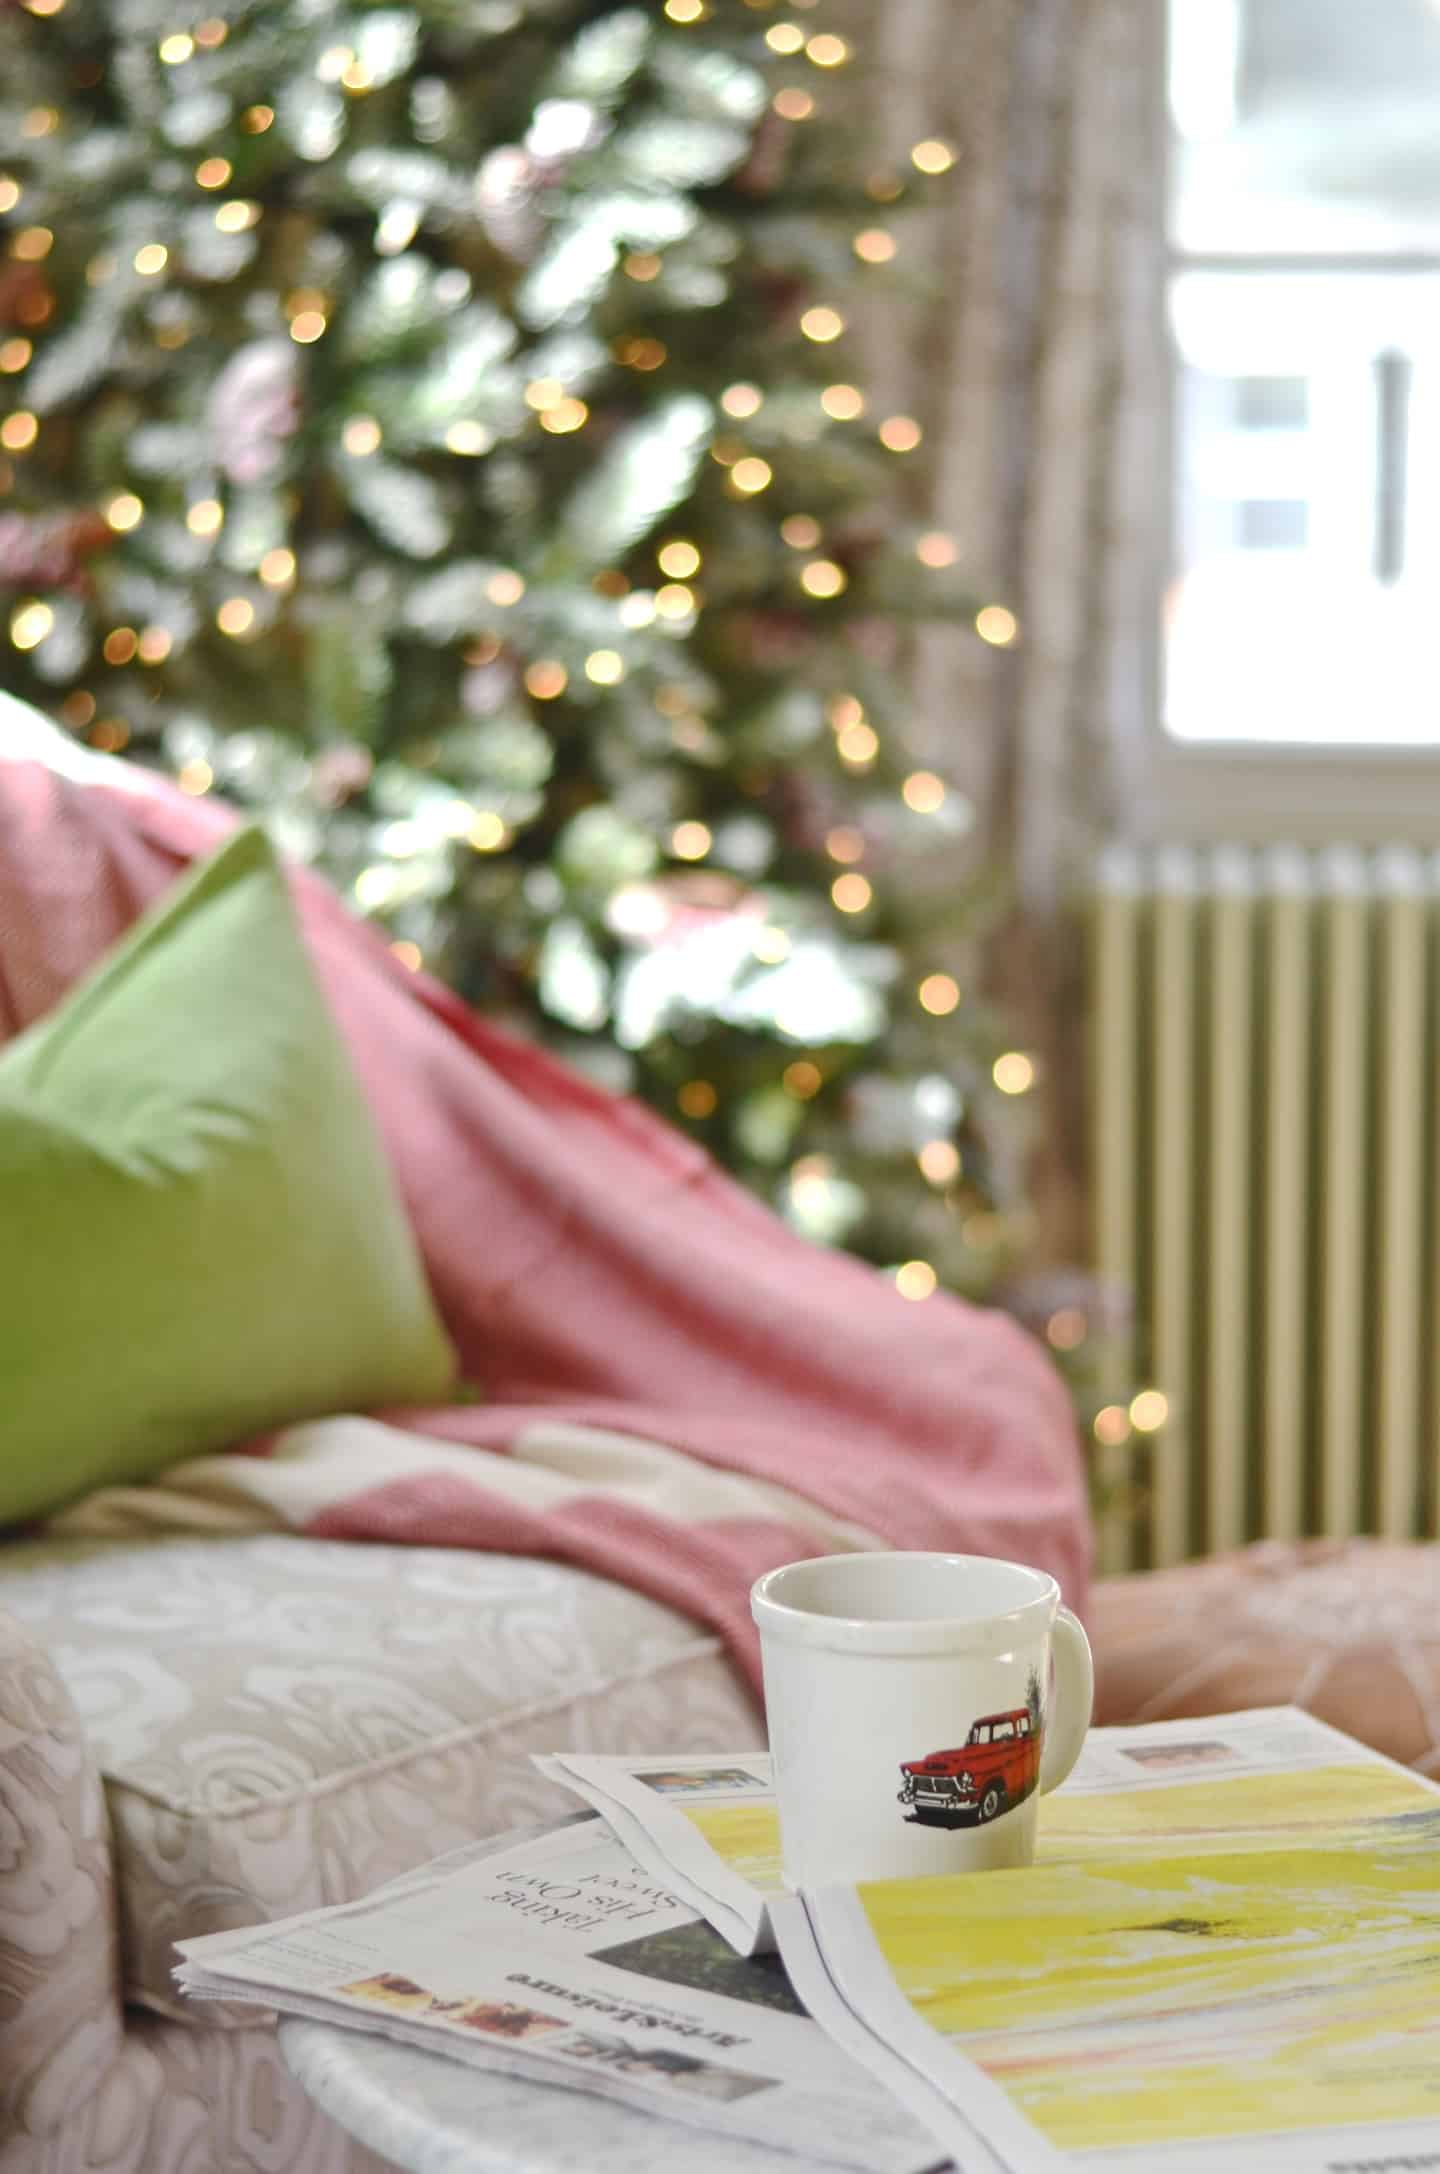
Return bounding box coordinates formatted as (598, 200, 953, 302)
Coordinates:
(1038, 1605, 1094, 1796)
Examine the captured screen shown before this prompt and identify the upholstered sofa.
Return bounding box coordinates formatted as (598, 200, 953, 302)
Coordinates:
(8, 1528, 1440, 2174)
(6, 712, 1440, 2173)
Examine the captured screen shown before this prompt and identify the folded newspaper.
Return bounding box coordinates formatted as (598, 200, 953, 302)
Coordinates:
(544, 1708, 1440, 2174)
(174, 1814, 943, 2174)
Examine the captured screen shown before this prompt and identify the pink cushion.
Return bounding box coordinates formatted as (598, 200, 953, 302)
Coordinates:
(1091, 1539, 1440, 1775)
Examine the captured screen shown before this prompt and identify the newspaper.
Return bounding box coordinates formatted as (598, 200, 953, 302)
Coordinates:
(779, 1710, 1440, 2174)
(174, 1814, 944, 2174)
(545, 1715, 1440, 2169)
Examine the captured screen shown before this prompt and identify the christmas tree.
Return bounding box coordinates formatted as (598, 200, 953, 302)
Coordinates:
(0, 0, 1123, 1438)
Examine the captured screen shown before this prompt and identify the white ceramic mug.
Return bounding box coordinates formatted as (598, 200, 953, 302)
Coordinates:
(751, 1552, 1093, 1889)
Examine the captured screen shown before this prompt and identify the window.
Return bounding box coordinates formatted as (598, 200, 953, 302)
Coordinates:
(1164, 0, 1440, 750)
(991, 1720, 1016, 1740)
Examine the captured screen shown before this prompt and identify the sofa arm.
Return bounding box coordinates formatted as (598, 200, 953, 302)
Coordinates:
(0, 1607, 123, 2140)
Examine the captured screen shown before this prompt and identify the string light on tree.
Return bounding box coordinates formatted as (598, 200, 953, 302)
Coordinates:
(677, 1079, 718, 1116)
(902, 770, 946, 813)
(800, 558, 846, 597)
(1129, 1389, 1170, 1433)
(445, 421, 491, 454)
(831, 873, 871, 913)
(654, 582, 696, 619)
(1, 411, 38, 450)
(487, 570, 525, 606)
(783, 1060, 822, 1098)
(895, 1260, 937, 1301)
(671, 821, 712, 860)
(918, 972, 960, 1016)
(10, 600, 53, 650)
(879, 416, 922, 452)
(720, 383, 763, 418)
(993, 1052, 1036, 1095)
(915, 531, 957, 568)
(614, 336, 667, 370)
(853, 228, 896, 263)
(773, 89, 814, 119)
(539, 397, 587, 434)
(657, 539, 701, 578)
(836, 722, 878, 767)
(765, 21, 805, 50)
(910, 138, 955, 174)
(820, 384, 864, 420)
(806, 33, 850, 65)
(781, 514, 821, 549)
(800, 306, 844, 343)
(584, 648, 625, 685)
(216, 597, 256, 637)
(1092, 1405, 1131, 1446)
(1046, 1308, 1088, 1351)
(729, 457, 772, 495)
(186, 499, 223, 536)
(524, 660, 567, 698)
(918, 1140, 961, 1185)
(975, 604, 1019, 646)
(104, 492, 144, 533)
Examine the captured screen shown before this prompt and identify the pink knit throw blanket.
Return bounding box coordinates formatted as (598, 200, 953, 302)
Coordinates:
(0, 748, 1090, 1688)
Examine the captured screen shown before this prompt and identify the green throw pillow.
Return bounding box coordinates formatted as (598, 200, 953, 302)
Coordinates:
(0, 825, 458, 1526)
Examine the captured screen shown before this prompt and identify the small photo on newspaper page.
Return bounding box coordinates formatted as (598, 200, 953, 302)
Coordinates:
(541, 1750, 780, 1953)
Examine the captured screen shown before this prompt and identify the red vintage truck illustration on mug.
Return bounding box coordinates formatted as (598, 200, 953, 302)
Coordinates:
(897, 1706, 1041, 1827)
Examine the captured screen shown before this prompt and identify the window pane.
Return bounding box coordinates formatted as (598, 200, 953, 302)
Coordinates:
(1165, 270, 1440, 746)
(1170, 0, 1440, 255)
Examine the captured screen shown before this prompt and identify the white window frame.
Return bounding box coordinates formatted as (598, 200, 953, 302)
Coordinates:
(1137, 0, 1440, 846)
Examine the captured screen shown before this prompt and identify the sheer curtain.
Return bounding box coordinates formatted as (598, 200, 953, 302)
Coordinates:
(855, 0, 1164, 1253)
